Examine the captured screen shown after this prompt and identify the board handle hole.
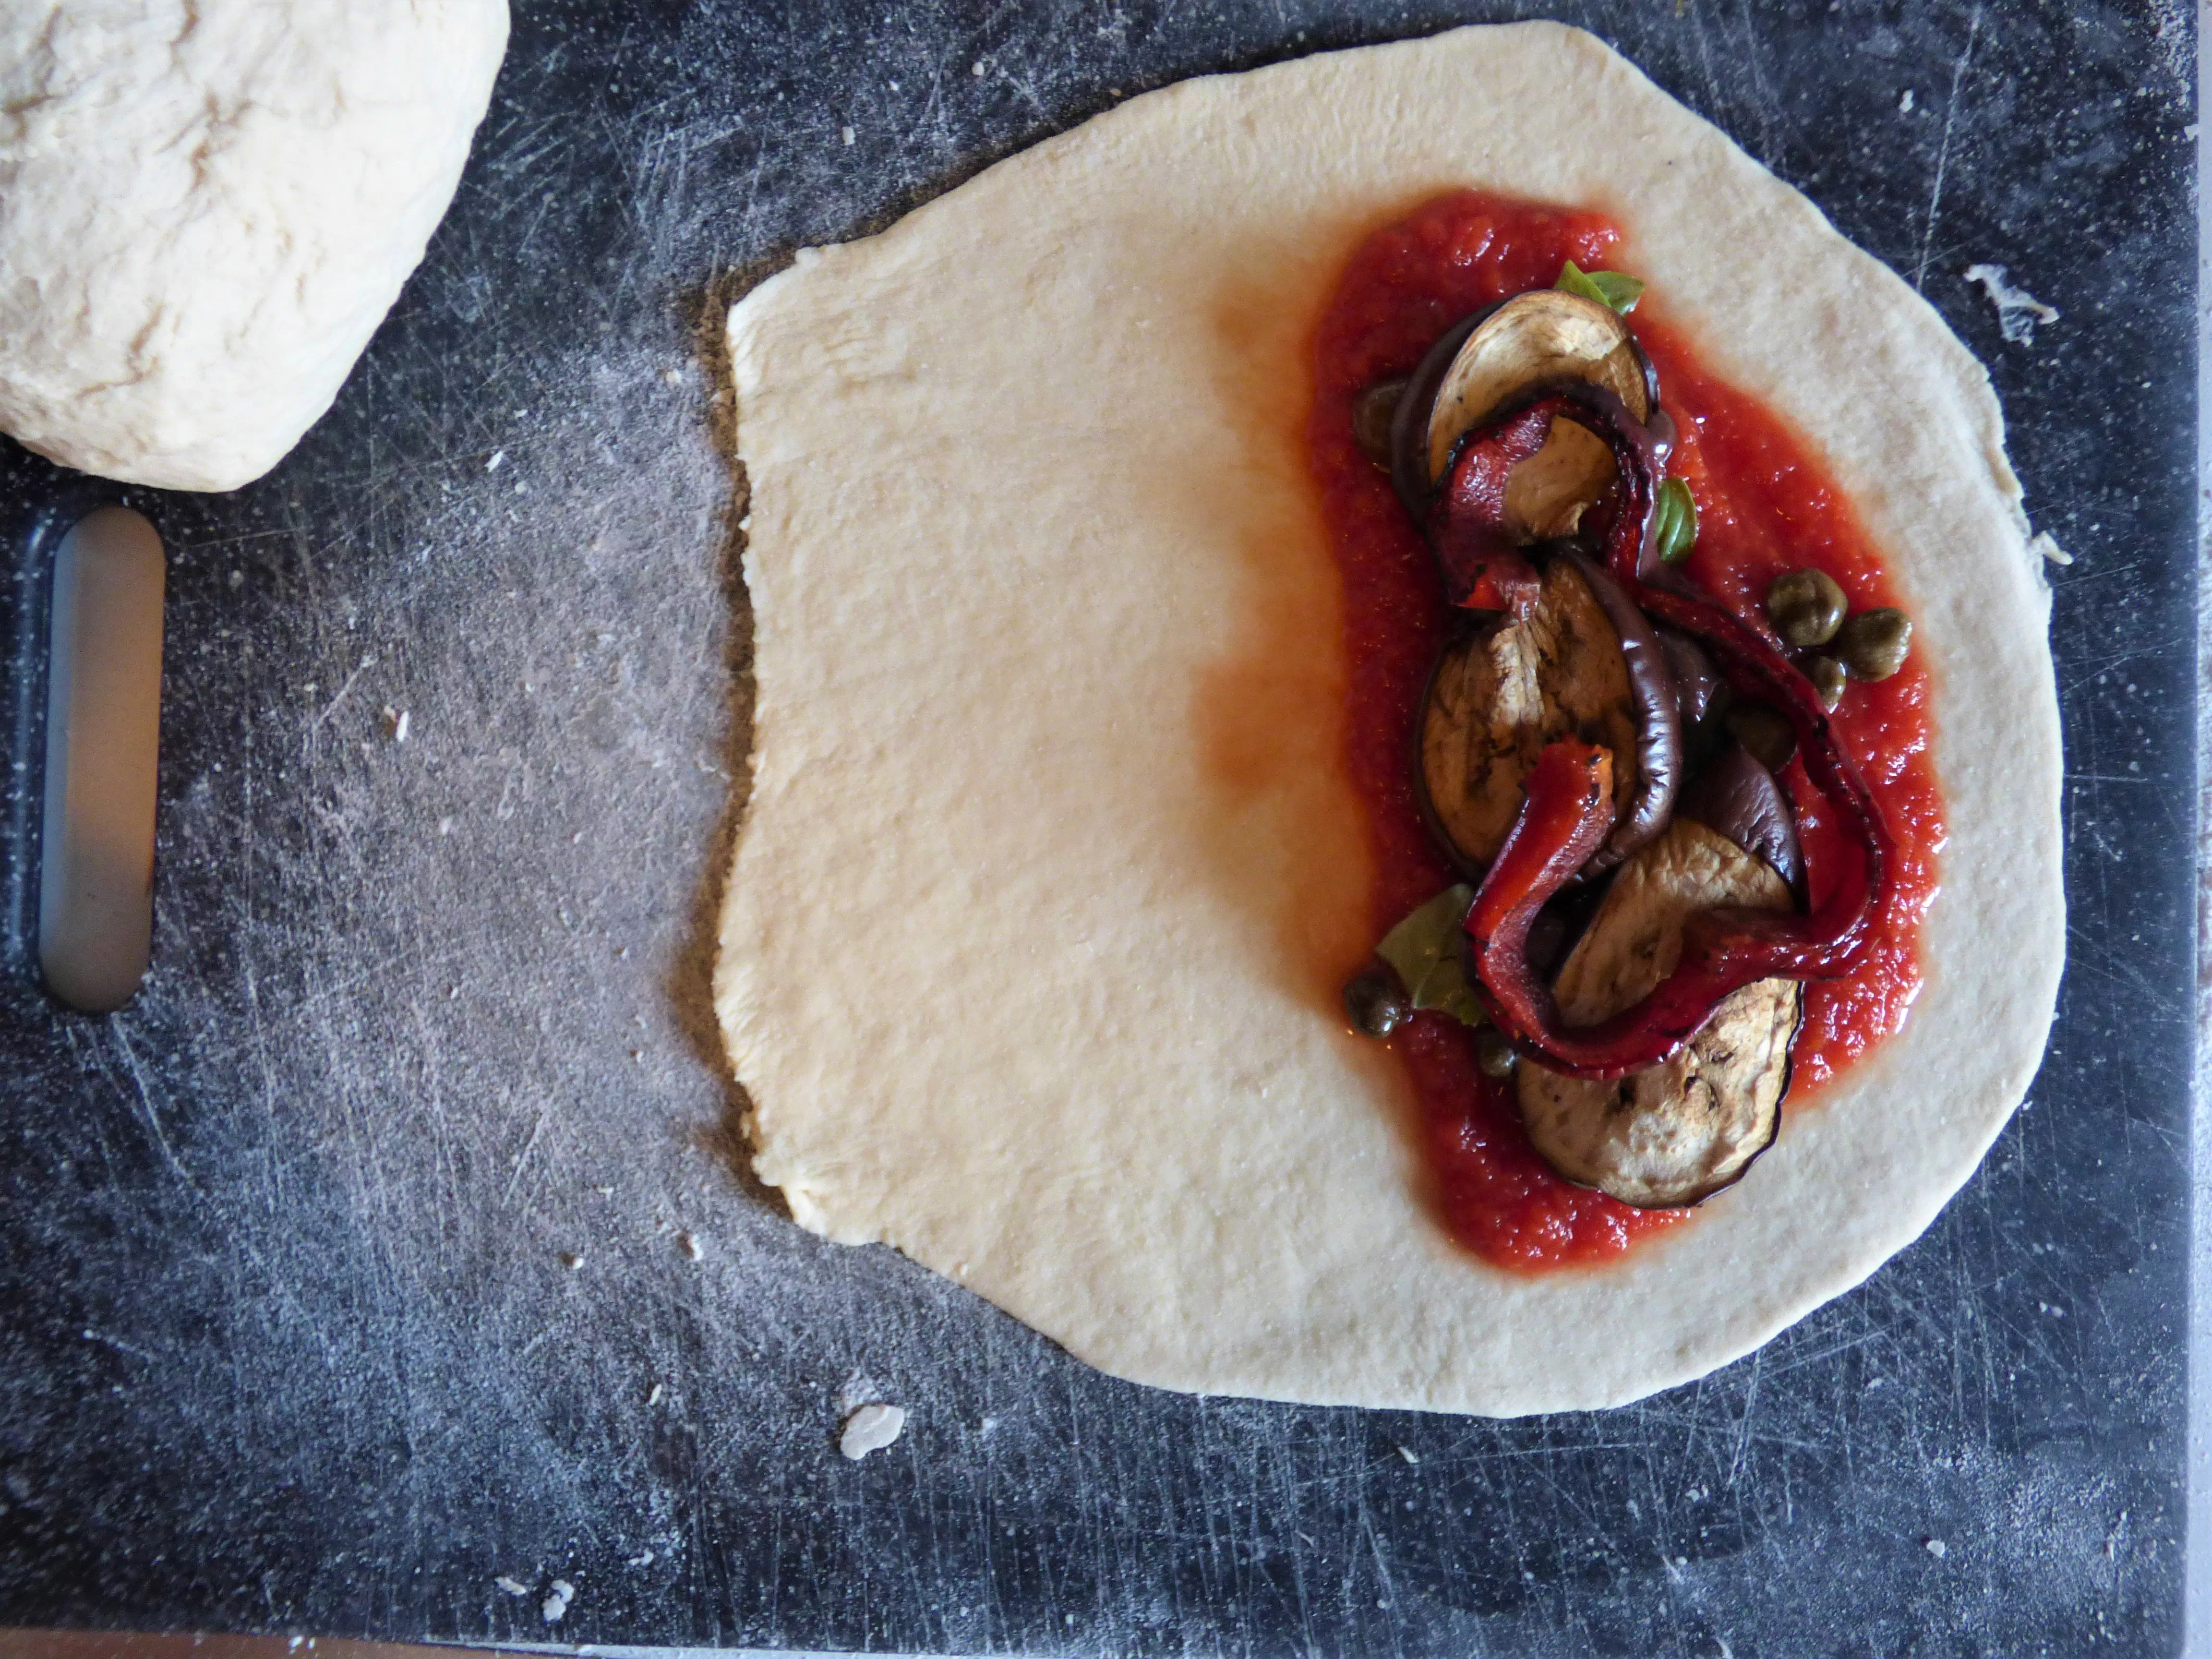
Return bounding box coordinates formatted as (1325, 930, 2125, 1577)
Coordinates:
(39, 506, 165, 1013)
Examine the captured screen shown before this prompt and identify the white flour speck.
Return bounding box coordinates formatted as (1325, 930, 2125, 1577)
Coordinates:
(541, 1578, 575, 1622)
(1963, 264, 2060, 345)
(840, 1402, 907, 1460)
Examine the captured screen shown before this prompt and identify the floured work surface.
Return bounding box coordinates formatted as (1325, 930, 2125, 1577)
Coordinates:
(0, 2, 2191, 1652)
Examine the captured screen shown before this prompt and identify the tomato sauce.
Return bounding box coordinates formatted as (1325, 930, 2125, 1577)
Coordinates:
(1308, 191, 1945, 1272)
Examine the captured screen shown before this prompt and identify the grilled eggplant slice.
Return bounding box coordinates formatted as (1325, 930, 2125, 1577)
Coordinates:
(1679, 743, 1803, 895)
(1395, 290, 1657, 541)
(1516, 819, 1802, 1207)
(1418, 552, 1679, 873)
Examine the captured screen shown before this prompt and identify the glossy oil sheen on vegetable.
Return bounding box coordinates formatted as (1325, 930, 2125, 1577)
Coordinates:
(1308, 191, 1945, 1272)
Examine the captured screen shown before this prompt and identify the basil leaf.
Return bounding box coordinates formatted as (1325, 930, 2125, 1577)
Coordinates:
(1375, 885, 1486, 1027)
(1415, 953, 1488, 1028)
(1556, 260, 1647, 315)
(1653, 476, 1698, 565)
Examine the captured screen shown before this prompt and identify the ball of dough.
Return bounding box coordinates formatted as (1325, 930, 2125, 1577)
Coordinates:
(0, 0, 509, 492)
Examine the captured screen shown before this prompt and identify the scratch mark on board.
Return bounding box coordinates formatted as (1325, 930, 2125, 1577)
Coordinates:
(1914, 4, 1983, 291)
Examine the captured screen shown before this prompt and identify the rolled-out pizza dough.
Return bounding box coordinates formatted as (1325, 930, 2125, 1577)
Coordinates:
(715, 22, 2064, 1416)
(0, 0, 509, 492)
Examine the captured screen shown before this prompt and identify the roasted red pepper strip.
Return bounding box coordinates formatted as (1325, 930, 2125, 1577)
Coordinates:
(1451, 385, 1895, 1079)
(1464, 741, 1617, 1040)
(1424, 403, 1547, 613)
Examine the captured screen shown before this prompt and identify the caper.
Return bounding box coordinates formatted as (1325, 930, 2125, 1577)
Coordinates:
(1343, 966, 1410, 1038)
(1475, 1027, 1519, 1079)
(1835, 607, 1912, 682)
(1766, 568, 1848, 649)
(1803, 654, 1846, 710)
(1350, 378, 1406, 467)
(1723, 702, 1797, 772)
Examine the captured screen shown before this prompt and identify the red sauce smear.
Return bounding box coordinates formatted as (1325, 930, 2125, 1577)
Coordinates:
(1308, 191, 1946, 1272)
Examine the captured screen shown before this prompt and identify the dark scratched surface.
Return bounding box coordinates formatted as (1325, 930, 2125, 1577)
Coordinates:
(0, 2, 2194, 1653)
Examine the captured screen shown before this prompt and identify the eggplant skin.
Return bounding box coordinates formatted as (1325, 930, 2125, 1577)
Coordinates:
(1516, 819, 1803, 1208)
(1389, 310, 1489, 516)
(1418, 557, 1641, 872)
(1558, 548, 1681, 873)
(1679, 743, 1803, 895)
(1655, 625, 1721, 726)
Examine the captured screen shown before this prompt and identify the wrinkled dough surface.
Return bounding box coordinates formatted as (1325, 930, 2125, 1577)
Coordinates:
(0, 0, 508, 490)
